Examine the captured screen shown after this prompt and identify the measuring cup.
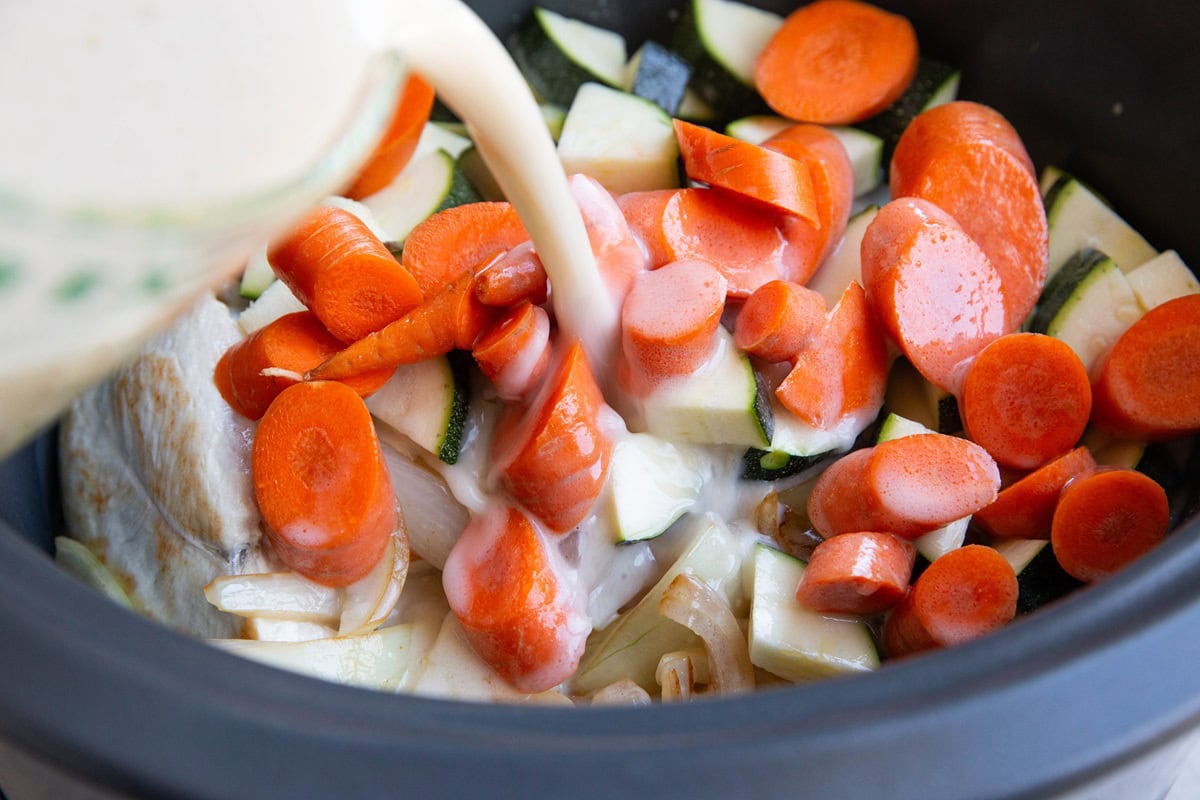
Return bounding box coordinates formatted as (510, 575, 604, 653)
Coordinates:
(0, 0, 604, 458)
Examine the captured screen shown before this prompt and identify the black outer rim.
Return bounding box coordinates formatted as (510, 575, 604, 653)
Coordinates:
(4, 507, 1200, 799)
(3, 0, 1200, 797)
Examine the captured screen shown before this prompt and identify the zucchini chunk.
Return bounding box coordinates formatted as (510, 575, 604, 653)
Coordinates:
(672, 0, 782, 120)
(510, 7, 627, 107)
(748, 545, 879, 681)
(557, 82, 681, 194)
(1043, 172, 1157, 282)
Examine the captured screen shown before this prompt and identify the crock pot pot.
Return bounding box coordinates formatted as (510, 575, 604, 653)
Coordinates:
(2, 1, 1199, 798)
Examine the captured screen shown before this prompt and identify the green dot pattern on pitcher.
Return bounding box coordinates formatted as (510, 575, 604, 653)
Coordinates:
(140, 266, 172, 295)
(0, 258, 17, 292)
(55, 269, 102, 303)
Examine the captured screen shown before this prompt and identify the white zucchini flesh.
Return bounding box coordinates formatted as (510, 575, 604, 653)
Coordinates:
(692, 0, 783, 85)
(557, 82, 680, 194)
(748, 545, 879, 682)
(1045, 176, 1157, 281)
(1124, 250, 1199, 311)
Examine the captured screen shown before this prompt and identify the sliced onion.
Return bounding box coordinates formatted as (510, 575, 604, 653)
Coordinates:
(203, 572, 341, 625)
(590, 678, 652, 706)
(381, 446, 470, 570)
(242, 617, 336, 643)
(339, 527, 411, 636)
(655, 651, 695, 703)
(658, 574, 755, 695)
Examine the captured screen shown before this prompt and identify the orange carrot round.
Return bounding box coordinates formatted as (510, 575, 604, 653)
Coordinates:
(1090, 294, 1200, 441)
(860, 196, 1007, 396)
(890, 101, 1047, 333)
(442, 505, 587, 692)
(763, 123, 856, 275)
(753, 0, 919, 125)
(343, 73, 436, 200)
(775, 281, 888, 429)
(497, 341, 614, 534)
(474, 241, 549, 307)
(659, 187, 796, 298)
(674, 119, 819, 225)
(268, 206, 424, 343)
(973, 446, 1097, 540)
(808, 432, 1001, 539)
(883, 544, 1018, 657)
(472, 301, 552, 401)
(215, 311, 393, 420)
(617, 189, 682, 269)
(890, 100, 1035, 183)
(735, 279, 827, 363)
(1050, 467, 1170, 583)
(251, 381, 395, 587)
(621, 259, 727, 388)
(795, 531, 915, 615)
(401, 201, 529, 296)
(960, 333, 1093, 470)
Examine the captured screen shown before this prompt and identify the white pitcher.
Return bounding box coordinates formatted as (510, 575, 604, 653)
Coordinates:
(0, 0, 608, 456)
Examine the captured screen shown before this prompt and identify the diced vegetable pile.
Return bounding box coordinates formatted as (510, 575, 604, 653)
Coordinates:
(57, 0, 1200, 703)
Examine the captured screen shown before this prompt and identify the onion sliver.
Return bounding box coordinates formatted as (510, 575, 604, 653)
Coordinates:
(658, 574, 755, 695)
(590, 678, 652, 706)
(382, 447, 469, 569)
(339, 528, 411, 636)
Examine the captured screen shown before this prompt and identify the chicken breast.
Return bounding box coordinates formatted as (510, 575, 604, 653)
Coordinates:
(59, 293, 271, 638)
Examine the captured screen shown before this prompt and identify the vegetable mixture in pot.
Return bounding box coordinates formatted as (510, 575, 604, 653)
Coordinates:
(56, 0, 1200, 704)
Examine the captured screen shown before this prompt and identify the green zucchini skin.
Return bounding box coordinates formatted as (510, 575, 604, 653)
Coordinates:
(858, 58, 961, 162)
(671, 0, 774, 123)
(627, 42, 692, 115)
(509, 7, 626, 108)
(1015, 543, 1083, 616)
(1027, 247, 1110, 334)
(739, 448, 830, 482)
(437, 352, 473, 465)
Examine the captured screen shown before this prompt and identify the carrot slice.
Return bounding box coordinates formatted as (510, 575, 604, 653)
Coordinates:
(474, 241, 549, 307)
(734, 279, 827, 363)
(753, 0, 919, 125)
(673, 119, 819, 225)
(775, 281, 888, 429)
(890, 101, 1047, 332)
(307, 272, 489, 381)
(1090, 294, 1200, 441)
(497, 341, 614, 533)
(860, 196, 1007, 396)
(763, 123, 856, 275)
(343, 73, 436, 200)
(659, 187, 799, 299)
(268, 206, 424, 343)
(442, 505, 587, 692)
(807, 432, 1001, 539)
(617, 189, 680, 269)
(883, 544, 1018, 657)
(251, 381, 395, 587)
(959, 333, 1092, 470)
(795, 531, 915, 615)
(620, 259, 727, 390)
(973, 446, 1097, 540)
(472, 301, 552, 402)
(215, 311, 392, 420)
(1050, 467, 1170, 583)
(568, 173, 648, 308)
(890, 100, 1035, 183)
(401, 201, 529, 296)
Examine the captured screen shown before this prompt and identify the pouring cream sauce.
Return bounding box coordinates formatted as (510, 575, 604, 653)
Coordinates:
(0, 0, 611, 455)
